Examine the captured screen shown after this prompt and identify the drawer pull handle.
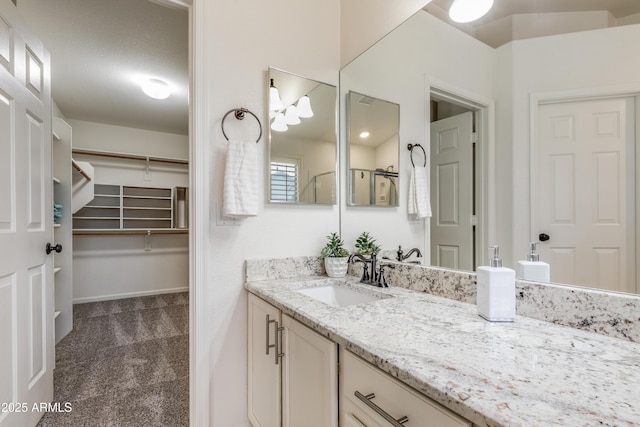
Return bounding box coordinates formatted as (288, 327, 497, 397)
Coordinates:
(355, 390, 410, 426)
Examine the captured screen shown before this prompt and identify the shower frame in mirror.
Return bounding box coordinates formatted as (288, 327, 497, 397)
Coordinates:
(346, 91, 400, 207)
(267, 67, 338, 205)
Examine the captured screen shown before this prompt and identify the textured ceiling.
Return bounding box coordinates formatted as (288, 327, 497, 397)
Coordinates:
(17, 0, 188, 135)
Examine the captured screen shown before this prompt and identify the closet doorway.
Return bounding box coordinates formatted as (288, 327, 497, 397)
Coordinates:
(16, 0, 191, 425)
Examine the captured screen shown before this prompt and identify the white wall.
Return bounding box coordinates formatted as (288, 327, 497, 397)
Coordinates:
(69, 119, 189, 302)
(340, 11, 494, 262)
(200, 0, 340, 425)
(495, 24, 640, 266)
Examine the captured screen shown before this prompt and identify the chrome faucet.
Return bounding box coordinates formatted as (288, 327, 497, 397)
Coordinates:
(348, 251, 394, 287)
(396, 245, 423, 263)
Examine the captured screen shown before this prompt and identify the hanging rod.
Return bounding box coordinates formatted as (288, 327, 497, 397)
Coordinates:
(72, 148, 188, 165)
(73, 229, 188, 236)
(71, 158, 92, 181)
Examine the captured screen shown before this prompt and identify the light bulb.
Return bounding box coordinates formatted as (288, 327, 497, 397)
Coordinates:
(269, 79, 284, 112)
(271, 113, 288, 132)
(449, 0, 494, 23)
(284, 105, 301, 125)
(296, 95, 314, 118)
(141, 78, 170, 100)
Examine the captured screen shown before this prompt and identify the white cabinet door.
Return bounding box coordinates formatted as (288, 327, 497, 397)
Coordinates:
(0, 2, 53, 426)
(248, 293, 281, 427)
(282, 313, 337, 427)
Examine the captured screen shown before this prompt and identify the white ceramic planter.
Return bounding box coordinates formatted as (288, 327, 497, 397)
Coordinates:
(324, 257, 349, 278)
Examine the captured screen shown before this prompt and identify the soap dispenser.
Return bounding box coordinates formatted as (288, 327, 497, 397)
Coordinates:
(516, 242, 550, 282)
(477, 246, 516, 322)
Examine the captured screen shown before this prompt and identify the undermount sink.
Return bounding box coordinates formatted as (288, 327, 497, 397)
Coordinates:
(296, 284, 388, 308)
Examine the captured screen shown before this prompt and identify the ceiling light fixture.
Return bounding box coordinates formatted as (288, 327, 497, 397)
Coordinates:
(284, 105, 301, 125)
(359, 131, 370, 139)
(269, 79, 284, 112)
(449, 0, 494, 23)
(141, 78, 171, 100)
(271, 112, 288, 132)
(296, 95, 314, 118)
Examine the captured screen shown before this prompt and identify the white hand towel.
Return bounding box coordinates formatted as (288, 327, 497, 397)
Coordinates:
(408, 166, 432, 218)
(223, 139, 258, 217)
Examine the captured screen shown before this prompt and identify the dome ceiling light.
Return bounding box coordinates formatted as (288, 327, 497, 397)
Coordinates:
(141, 78, 171, 100)
(449, 0, 494, 23)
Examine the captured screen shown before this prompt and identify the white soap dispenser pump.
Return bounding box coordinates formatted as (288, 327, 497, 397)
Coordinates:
(477, 245, 516, 322)
(516, 242, 551, 282)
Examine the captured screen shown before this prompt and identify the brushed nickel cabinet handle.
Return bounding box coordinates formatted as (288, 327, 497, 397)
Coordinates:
(355, 391, 409, 426)
(266, 314, 276, 355)
(274, 321, 285, 365)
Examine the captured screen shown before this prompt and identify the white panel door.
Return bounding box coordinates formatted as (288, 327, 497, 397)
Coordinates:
(0, 1, 53, 426)
(537, 98, 635, 293)
(430, 112, 474, 270)
(282, 314, 337, 427)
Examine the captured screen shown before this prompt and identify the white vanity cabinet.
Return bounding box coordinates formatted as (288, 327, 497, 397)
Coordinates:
(340, 349, 471, 427)
(248, 293, 338, 427)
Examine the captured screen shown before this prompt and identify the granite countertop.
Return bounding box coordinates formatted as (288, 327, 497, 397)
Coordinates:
(246, 275, 640, 427)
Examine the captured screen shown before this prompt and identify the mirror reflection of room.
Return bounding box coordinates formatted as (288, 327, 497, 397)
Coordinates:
(340, 3, 640, 295)
(268, 68, 337, 205)
(347, 91, 400, 207)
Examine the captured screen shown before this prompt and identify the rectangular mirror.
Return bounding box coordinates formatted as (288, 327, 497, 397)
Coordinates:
(347, 91, 400, 207)
(268, 68, 337, 204)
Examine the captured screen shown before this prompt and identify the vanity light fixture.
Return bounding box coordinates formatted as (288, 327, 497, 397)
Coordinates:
(141, 78, 171, 100)
(284, 105, 301, 125)
(269, 79, 284, 112)
(449, 0, 494, 23)
(359, 131, 370, 139)
(296, 95, 314, 118)
(271, 112, 288, 132)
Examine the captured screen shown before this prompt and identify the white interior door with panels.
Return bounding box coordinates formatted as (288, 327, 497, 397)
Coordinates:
(430, 111, 474, 271)
(0, 1, 54, 425)
(536, 97, 636, 293)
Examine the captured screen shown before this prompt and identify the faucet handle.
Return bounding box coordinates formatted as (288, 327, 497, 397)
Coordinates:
(378, 263, 395, 287)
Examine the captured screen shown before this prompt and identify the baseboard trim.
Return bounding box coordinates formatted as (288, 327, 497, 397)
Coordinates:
(73, 286, 189, 304)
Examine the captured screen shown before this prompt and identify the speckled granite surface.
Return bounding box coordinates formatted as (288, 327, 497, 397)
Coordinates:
(246, 257, 640, 343)
(385, 261, 640, 343)
(245, 275, 640, 427)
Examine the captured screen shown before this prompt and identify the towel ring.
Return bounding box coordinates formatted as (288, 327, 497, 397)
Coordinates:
(221, 107, 262, 143)
(407, 143, 426, 167)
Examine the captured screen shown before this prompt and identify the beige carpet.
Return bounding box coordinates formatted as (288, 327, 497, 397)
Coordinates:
(37, 292, 189, 427)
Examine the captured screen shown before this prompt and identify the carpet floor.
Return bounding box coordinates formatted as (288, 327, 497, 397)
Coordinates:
(37, 292, 189, 427)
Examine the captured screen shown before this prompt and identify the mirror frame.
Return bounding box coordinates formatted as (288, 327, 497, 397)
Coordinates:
(267, 67, 338, 205)
(346, 90, 401, 207)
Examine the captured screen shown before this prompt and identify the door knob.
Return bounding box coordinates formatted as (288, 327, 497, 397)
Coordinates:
(538, 233, 550, 242)
(46, 243, 63, 254)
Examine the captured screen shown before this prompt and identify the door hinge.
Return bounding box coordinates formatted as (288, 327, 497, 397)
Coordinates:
(471, 215, 478, 226)
(472, 132, 478, 144)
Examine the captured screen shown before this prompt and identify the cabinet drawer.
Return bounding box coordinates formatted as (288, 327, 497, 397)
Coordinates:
(340, 349, 470, 427)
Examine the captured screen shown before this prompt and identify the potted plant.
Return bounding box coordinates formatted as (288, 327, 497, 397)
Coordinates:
(354, 232, 381, 255)
(321, 232, 350, 278)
